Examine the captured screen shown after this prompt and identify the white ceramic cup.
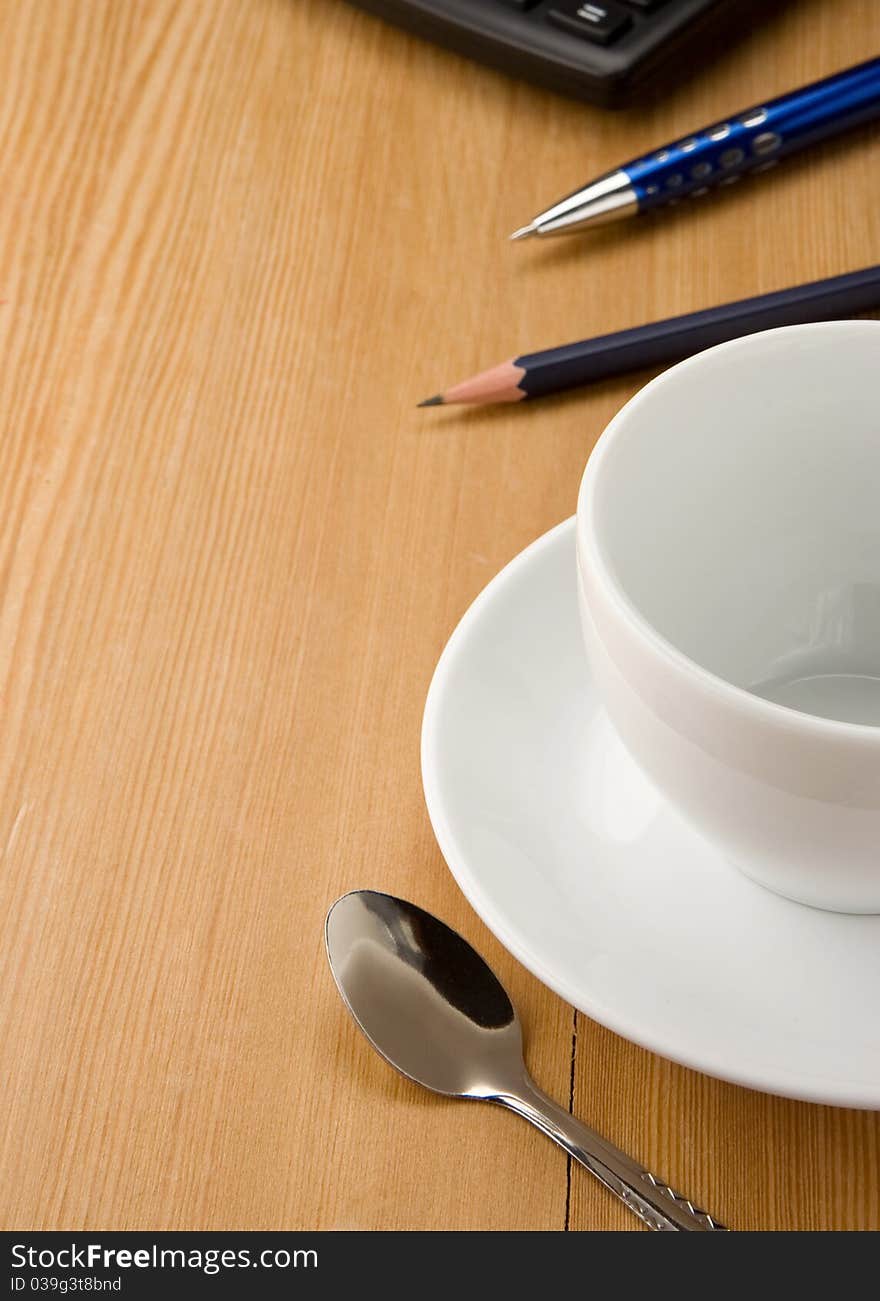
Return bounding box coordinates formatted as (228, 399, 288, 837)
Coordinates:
(576, 321, 880, 913)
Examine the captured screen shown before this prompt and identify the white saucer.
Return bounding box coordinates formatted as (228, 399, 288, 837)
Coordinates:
(421, 519, 880, 1109)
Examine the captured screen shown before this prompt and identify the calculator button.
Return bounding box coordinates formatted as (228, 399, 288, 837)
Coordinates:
(548, 2, 632, 45)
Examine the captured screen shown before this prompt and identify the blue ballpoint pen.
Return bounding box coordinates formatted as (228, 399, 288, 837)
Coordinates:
(511, 55, 880, 240)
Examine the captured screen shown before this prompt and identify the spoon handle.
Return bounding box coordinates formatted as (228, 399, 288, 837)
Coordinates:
(496, 1074, 728, 1232)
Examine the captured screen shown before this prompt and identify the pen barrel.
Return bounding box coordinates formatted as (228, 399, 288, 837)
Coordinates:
(517, 267, 880, 400)
(626, 56, 880, 213)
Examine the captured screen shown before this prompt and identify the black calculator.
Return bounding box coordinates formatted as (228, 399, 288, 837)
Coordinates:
(345, 0, 767, 106)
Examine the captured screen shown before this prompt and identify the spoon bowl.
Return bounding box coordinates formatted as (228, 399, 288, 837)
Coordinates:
(326, 889, 522, 1098)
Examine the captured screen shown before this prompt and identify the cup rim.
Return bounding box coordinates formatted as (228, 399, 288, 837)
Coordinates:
(576, 319, 880, 746)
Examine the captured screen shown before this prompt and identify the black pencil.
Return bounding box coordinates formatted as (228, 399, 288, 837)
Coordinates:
(418, 265, 880, 408)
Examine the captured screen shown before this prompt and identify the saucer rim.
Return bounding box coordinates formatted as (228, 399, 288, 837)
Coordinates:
(421, 517, 880, 1109)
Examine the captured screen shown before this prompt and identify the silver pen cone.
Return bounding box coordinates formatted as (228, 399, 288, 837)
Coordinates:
(515, 169, 638, 239)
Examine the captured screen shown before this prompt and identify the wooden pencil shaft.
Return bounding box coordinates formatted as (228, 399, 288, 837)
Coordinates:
(518, 266, 880, 399)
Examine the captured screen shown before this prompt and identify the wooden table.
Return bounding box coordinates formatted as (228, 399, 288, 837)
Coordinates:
(1, 0, 879, 1233)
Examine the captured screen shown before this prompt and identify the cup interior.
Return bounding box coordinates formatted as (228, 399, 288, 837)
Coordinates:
(586, 322, 880, 726)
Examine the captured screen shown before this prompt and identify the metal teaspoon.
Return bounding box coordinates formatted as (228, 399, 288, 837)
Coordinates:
(325, 889, 728, 1232)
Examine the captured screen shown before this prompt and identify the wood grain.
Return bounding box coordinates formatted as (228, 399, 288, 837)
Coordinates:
(0, 0, 877, 1232)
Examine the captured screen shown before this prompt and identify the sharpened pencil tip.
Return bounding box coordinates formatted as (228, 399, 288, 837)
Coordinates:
(417, 394, 444, 408)
(509, 224, 536, 242)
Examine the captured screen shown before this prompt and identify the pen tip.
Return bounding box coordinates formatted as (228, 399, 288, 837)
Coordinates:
(417, 394, 444, 408)
(509, 224, 536, 242)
